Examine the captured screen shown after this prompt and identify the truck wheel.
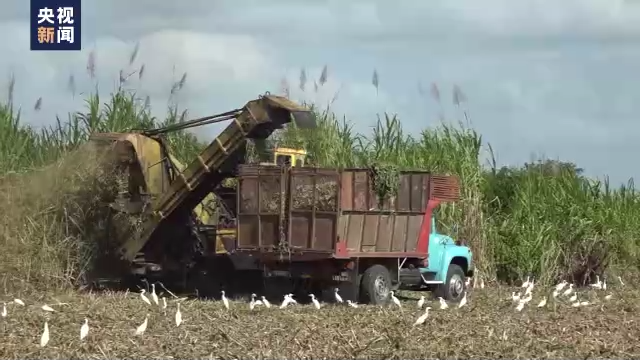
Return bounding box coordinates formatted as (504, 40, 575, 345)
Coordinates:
(360, 264, 392, 305)
(436, 264, 466, 302)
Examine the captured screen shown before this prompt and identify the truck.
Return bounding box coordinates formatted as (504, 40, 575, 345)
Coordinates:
(233, 165, 473, 304)
(90, 93, 473, 304)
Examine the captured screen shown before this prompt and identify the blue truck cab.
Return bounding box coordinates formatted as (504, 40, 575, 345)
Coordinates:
(399, 215, 474, 303)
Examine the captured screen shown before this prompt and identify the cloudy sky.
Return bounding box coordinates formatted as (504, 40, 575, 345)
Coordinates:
(2, 0, 640, 184)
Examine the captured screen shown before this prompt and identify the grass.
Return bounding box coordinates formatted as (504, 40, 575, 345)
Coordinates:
(0, 285, 637, 359)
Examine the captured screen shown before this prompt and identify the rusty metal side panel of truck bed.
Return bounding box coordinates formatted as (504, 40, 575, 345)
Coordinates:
(236, 166, 340, 259)
(235, 165, 460, 260)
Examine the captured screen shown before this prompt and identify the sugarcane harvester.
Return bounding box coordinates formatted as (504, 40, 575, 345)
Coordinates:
(90, 94, 316, 293)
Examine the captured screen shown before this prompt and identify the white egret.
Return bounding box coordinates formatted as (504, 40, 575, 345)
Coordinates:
(1, 303, 6, 317)
(522, 276, 530, 288)
(175, 303, 182, 327)
(390, 291, 402, 308)
(347, 300, 359, 308)
(618, 276, 625, 286)
(515, 300, 525, 312)
(249, 294, 262, 310)
(590, 275, 602, 289)
(525, 279, 535, 295)
(604, 294, 612, 301)
(569, 293, 578, 303)
(562, 284, 574, 297)
(417, 296, 425, 309)
(413, 307, 431, 326)
(13, 299, 24, 306)
(134, 314, 149, 336)
(280, 294, 292, 309)
(458, 292, 468, 308)
(555, 280, 568, 292)
(41, 304, 55, 312)
(309, 294, 321, 310)
(139, 289, 151, 305)
(537, 296, 547, 308)
(602, 278, 607, 291)
(162, 297, 167, 310)
(40, 321, 49, 347)
(150, 284, 159, 306)
(511, 292, 521, 302)
(438, 297, 448, 310)
(221, 291, 229, 310)
(334, 288, 343, 303)
(480, 278, 485, 289)
(80, 318, 89, 340)
(261, 296, 271, 308)
(287, 293, 297, 304)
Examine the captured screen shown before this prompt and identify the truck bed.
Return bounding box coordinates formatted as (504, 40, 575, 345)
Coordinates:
(235, 165, 460, 260)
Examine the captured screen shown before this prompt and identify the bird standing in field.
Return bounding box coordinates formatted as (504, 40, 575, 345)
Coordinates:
(413, 307, 431, 326)
(537, 296, 547, 308)
(261, 296, 271, 308)
(139, 290, 151, 305)
(221, 291, 229, 310)
(438, 297, 448, 310)
(41, 304, 55, 312)
(40, 321, 50, 347)
(562, 284, 574, 297)
(390, 291, 402, 308)
(1, 303, 6, 317)
(14, 299, 25, 306)
(80, 318, 89, 340)
(150, 284, 159, 306)
(458, 292, 467, 308)
(134, 314, 149, 336)
(162, 297, 167, 310)
(334, 288, 343, 303)
(175, 303, 182, 327)
(280, 294, 294, 309)
(417, 296, 425, 309)
(249, 294, 262, 310)
(309, 294, 321, 309)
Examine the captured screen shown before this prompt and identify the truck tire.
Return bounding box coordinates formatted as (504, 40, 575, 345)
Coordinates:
(360, 264, 392, 305)
(436, 264, 466, 302)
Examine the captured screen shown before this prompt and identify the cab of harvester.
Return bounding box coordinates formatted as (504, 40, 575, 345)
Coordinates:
(260, 147, 308, 167)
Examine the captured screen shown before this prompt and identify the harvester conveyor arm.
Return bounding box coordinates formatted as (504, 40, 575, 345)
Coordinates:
(117, 95, 315, 261)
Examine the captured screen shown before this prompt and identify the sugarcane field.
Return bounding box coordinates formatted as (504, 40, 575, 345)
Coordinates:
(3, 3, 640, 358)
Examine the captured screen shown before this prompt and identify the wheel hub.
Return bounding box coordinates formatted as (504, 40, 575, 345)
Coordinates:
(374, 275, 389, 300)
(449, 274, 464, 298)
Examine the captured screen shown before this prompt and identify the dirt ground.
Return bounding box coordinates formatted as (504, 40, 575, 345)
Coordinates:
(0, 285, 638, 359)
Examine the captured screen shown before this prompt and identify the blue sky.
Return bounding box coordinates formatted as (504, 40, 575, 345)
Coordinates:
(2, 0, 640, 183)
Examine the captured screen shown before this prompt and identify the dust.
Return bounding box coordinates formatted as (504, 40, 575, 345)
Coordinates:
(0, 143, 137, 292)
